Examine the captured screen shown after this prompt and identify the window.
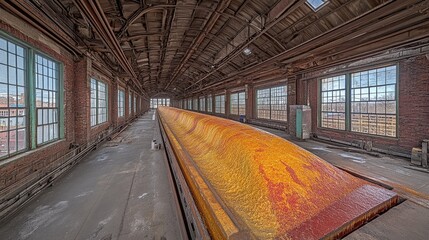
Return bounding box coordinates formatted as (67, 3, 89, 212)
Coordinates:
(207, 95, 212, 113)
(90, 79, 107, 126)
(129, 91, 132, 115)
(215, 95, 225, 114)
(187, 99, 192, 110)
(320, 76, 346, 130)
(193, 98, 198, 111)
(134, 96, 136, 113)
(36, 54, 60, 145)
(306, 0, 327, 10)
(351, 66, 397, 137)
(0, 38, 27, 157)
(118, 90, 125, 117)
(0, 35, 64, 160)
(150, 98, 170, 108)
(256, 86, 287, 121)
(230, 91, 245, 115)
(199, 97, 205, 112)
(319, 65, 398, 137)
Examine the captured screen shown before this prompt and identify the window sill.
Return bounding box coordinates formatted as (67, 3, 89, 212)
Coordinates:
(317, 127, 399, 140)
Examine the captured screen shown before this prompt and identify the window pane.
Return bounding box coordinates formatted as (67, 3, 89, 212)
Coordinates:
(0, 37, 28, 158)
(207, 95, 212, 112)
(351, 66, 397, 137)
(215, 95, 225, 114)
(199, 97, 206, 112)
(91, 79, 108, 126)
(35, 54, 60, 145)
(320, 75, 346, 130)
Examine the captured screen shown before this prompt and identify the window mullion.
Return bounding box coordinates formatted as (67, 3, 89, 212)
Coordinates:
(28, 48, 36, 149)
(269, 88, 272, 120)
(96, 82, 99, 125)
(346, 73, 351, 132)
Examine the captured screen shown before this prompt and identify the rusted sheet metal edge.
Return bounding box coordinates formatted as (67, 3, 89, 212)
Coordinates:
(156, 116, 190, 240)
(159, 112, 250, 239)
(158, 113, 211, 239)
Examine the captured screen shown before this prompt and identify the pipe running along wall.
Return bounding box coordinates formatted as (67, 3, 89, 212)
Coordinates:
(157, 107, 398, 239)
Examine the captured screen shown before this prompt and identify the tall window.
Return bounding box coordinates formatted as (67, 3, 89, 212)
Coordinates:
(320, 76, 346, 130)
(0, 38, 27, 157)
(199, 97, 205, 112)
(129, 91, 132, 115)
(150, 98, 170, 108)
(215, 95, 225, 114)
(207, 95, 212, 113)
(36, 54, 60, 145)
(193, 98, 198, 111)
(351, 66, 397, 137)
(134, 96, 137, 113)
(230, 91, 245, 115)
(90, 79, 107, 126)
(118, 89, 125, 117)
(0, 35, 64, 160)
(319, 65, 398, 137)
(187, 99, 192, 110)
(256, 86, 287, 121)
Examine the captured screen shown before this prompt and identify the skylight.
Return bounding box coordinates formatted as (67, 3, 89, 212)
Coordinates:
(306, 0, 327, 11)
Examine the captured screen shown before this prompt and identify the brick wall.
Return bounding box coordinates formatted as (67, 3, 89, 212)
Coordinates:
(0, 13, 149, 217)
(0, 18, 75, 197)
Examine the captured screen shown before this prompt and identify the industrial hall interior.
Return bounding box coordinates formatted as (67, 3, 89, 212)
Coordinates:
(0, 0, 428, 239)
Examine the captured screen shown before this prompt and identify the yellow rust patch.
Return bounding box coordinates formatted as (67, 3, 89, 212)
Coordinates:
(158, 107, 397, 239)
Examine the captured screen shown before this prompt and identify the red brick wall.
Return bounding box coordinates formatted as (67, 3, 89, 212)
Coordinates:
(308, 55, 429, 155)
(0, 16, 148, 202)
(0, 19, 75, 194)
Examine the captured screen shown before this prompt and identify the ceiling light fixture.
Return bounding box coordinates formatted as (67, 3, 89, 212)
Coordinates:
(243, 47, 252, 56)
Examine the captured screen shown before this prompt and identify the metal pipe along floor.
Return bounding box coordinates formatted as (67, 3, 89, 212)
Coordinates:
(0, 111, 186, 240)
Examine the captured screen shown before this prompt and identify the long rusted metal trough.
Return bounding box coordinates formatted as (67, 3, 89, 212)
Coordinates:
(157, 107, 399, 239)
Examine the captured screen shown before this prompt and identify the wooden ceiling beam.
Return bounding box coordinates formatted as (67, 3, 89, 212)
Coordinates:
(164, 0, 233, 90)
(185, 0, 304, 90)
(73, 0, 144, 94)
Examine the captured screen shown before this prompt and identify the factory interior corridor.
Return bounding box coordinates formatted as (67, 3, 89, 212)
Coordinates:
(1, 110, 428, 240)
(0, 111, 186, 240)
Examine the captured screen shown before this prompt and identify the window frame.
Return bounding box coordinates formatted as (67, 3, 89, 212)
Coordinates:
(35, 53, 61, 146)
(306, 0, 328, 11)
(0, 31, 64, 160)
(207, 95, 212, 113)
(318, 64, 399, 138)
(215, 94, 225, 114)
(118, 89, 125, 118)
(319, 75, 346, 130)
(255, 84, 288, 122)
(193, 98, 198, 111)
(199, 96, 206, 112)
(229, 91, 246, 116)
(90, 78, 108, 127)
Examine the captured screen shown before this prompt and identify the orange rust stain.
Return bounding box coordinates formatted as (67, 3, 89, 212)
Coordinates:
(158, 107, 398, 239)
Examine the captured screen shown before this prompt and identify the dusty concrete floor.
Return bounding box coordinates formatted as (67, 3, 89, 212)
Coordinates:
(253, 125, 429, 240)
(1, 112, 428, 240)
(0, 111, 185, 240)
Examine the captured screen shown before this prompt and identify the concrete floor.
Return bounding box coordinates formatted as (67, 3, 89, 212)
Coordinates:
(0, 111, 185, 240)
(1, 112, 428, 239)
(254, 125, 429, 240)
